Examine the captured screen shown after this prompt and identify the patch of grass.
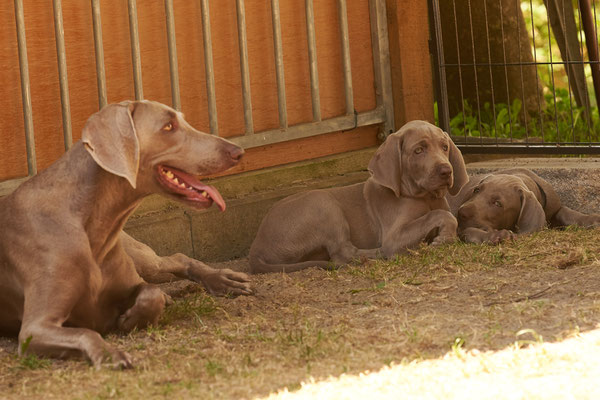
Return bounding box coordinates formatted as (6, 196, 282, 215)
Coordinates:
(160, 291, 216, 325)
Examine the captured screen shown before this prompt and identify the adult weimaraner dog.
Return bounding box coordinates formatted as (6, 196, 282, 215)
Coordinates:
(0, 100, 251, 369)
(448, 167, 600, 243)
(249, 120, 469, 273)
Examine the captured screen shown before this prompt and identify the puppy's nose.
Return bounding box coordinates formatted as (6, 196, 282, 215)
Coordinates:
(457, 205, 473, 222)
(437, 164, 452, 179)
(226, 143, 245, 162)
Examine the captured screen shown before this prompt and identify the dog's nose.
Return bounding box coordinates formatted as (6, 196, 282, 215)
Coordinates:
(226, 144, 245, 162)
(437, 164, 452, 179)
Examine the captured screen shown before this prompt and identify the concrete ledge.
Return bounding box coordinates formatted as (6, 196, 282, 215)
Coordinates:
(125, 155, 600, 262)
(125, 149, 374, 261)
(466, 158, 600, 214)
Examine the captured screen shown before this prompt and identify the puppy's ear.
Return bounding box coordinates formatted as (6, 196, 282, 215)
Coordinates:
(516, 186, 546, 233)
(82, 102, 139, 188)
(445, 131, 468, 195)
(368, 134, 402, 197)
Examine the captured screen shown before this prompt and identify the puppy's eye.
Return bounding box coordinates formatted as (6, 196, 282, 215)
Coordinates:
(414, 147, 424, 154)
(442, 144, 449, 151)
(162, 122, 174, 132)
(494, 200, 502, 207)
(473, 187, 480, 193)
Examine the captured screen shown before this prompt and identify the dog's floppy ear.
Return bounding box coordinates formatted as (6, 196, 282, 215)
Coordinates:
(445, 131, 468, 195)
(82, 102, 139, 188)
(368, 133, 402, 197)
(516, 186, 546, 233)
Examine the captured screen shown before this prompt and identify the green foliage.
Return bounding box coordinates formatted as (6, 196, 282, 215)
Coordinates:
(438, 89, 600, 143)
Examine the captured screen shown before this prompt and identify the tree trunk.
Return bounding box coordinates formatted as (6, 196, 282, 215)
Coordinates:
(439, 0, 543, 119)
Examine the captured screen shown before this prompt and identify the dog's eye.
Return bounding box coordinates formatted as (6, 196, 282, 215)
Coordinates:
(162, 122, 174, 132)
(473, 187, 480, 193)
(494, 200, 502, 207)
(442, 144, 449, 151)
(414, 147, 424, 154)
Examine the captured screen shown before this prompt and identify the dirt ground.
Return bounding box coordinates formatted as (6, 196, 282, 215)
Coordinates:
(1, 228, 600, 399)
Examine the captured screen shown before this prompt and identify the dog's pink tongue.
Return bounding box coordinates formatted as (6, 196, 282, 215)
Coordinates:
(171, 168, 227, 212)
(203, 185, 226, 212)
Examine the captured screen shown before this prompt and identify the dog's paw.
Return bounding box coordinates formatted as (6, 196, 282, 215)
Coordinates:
(90, 345, 133, 370)
(199, 268, 253, 296)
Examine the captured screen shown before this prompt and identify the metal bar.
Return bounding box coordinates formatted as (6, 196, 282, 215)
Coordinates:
(165, 0, 181, 110)
(544, 2, 560, 143)
(482, 0, 498, 144)
(467, 0, 483, 143)
(441, 60, 600, 67)
(431, 0, 450, 135)
(305, 0, 321, 122)
(91, 0, 107, 109)
(14, 0, 37, 176)
(457, 145, 600, 154)
(200, 0, 218, 135)
(579, 0, 600, 110)
(576, 0, 594, 140)
(451, 0, 467, 140)
(236, 0, 254, 134)
(515, 0, 529, 140)
(271, 0, 288, 129)
(52, 0, 72, 150)
(231, 107, 385, 149)
(338, 0, 354, 116)
(369, 0, 394, 138)
(498, 0, 513, 142)
(128, 0, 143, 100)
(528, 0, 545, 143)
(305, 0, 321, 121)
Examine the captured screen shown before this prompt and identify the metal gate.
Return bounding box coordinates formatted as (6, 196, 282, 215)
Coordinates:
(431, 0, 600, 153)
(2, 0, 394, 194)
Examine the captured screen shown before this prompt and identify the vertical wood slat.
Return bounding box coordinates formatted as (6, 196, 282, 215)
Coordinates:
(236, 0, 254, 135)
(128, 0, 144, 101)
(338, 0, 354, 116)
(165, 0, 181, 110)
(305, 0, 321, 122)
(369, 0, 395, 138)
(53, 0, 72, 150)
(271, 0, 288, 128)
(91, 0, 107, 109)
(14, 0, 37, 175)
(201, 0, 218, 135)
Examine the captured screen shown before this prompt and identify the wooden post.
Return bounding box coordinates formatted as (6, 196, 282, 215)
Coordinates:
(385, 0, 435, 128)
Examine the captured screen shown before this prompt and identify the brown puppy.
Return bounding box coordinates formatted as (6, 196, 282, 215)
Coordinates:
(448, 168, 600, 243)
(249, 120, 468, 273)
(0, 100, 249, 368)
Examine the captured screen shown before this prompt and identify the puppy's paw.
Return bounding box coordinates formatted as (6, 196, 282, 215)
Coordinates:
(487, 229, 514, 244)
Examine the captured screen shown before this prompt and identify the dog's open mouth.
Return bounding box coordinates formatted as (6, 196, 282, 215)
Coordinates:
(156, 165, 226, 211)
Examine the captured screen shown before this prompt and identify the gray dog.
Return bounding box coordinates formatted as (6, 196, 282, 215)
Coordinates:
(0, 100, 250, 368)
(249, 120, 468, 273)
(448, 168, 600, 243)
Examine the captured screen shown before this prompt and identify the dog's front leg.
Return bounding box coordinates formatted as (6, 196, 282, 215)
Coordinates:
(380, 209, 458, 257)
(19, 280, 132, 369)
(161, 254, 253, 296)
(117, 283, 166, 332)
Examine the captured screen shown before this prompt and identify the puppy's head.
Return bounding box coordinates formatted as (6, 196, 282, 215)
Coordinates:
(82, 100, 243, 211)
(368, 120, 467, 198)
(457, 174, 546, 233)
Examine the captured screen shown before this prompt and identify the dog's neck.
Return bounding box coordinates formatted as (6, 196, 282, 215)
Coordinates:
(52, 142, 147, 263)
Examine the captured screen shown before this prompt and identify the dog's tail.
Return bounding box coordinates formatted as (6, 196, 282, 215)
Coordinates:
(248, 255, 333, 274)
